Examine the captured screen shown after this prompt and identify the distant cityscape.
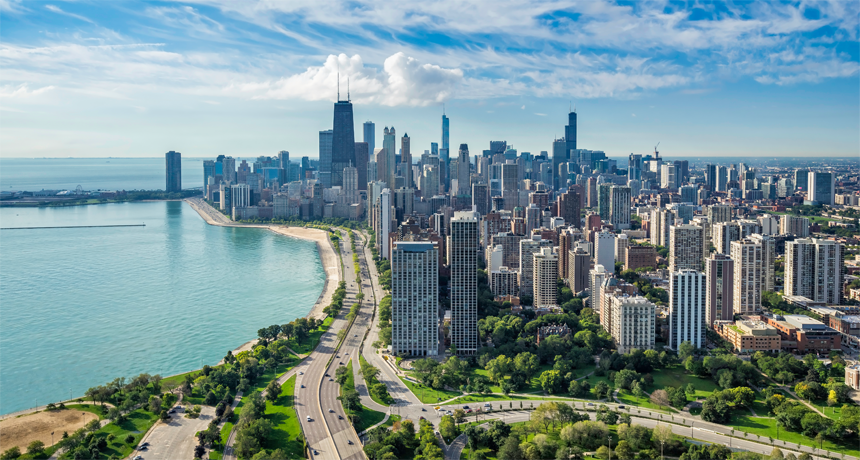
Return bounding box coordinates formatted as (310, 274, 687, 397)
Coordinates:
(159, 96, 860, 372)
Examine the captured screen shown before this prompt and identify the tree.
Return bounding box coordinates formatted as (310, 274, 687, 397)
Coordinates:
(26, 441, 45, 456)
(539, 370, 564, 394)
(595, 381, 610, 400)
(770, 448, 784, 460)
(596, 446, 612, 460)
(652, 424, 673, 460)
(650, 389, 670, 408)
(194, 444, 206, 458)
(148, 395, 163, 413)
(615, 440, 634, 460)
(453, 409, 467, 424)
(160, 409, 170, 421)
(515, 352, 540, 379)
(498, 436, 523, 460)
(0, 447, 21, 460)
(266, 380, 282, 402)
(439, 415, 458, 440)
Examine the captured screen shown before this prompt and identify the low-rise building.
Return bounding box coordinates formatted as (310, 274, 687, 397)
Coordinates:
(537, 324, 571, 344)
(846, 364, 860, 390)
(763, 314, 842, 353)
(719, 319, 781, 353)
(625, 245, 657, 271)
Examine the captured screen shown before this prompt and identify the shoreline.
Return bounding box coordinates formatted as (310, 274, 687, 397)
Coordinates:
(0, 198, 340, 419)
(183, 198, 341, 361)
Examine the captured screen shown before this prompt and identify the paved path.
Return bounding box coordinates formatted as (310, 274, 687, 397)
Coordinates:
(141, 406, 216, 460)
(760, 372, 827, 418)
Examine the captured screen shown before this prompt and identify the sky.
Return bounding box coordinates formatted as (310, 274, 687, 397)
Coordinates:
(1, 0, 859, 160)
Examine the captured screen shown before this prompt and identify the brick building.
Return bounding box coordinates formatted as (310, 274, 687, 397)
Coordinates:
(762, 314, 842, 353)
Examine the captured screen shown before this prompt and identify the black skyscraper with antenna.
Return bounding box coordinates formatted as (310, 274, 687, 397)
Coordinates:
(331, 75, 356, 187)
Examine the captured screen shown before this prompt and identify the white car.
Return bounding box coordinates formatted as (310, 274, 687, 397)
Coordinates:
(307, 416, 312, 421)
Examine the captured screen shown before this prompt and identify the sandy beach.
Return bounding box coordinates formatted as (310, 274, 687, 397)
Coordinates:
(184, 198, 341, 359)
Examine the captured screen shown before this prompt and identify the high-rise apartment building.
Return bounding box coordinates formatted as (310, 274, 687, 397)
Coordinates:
(363, 121, 375, 153)
(705, 254, 734, 326)
(595, 230, 616, 274)
(401, 133, 412, 188)
(708, 205, 732, 224)
(609, 186, 631, 230)
(713, 222, 740, 254)
(165, 150, 181, 192)
(568, 247, 591, 293)
(449, 211, 479, 354)
(610, 295, 656, 353)
(597, 184, 612, 220)
(669, 224, 704, 272)
(669, 270, 707, 349)
(780, 215, 810, 237)
(661, 164, 677, 190)
(354, 142, 369, 191)
(557, 188, 581, 228)
(533, 247, 559, 308)
(785, 238, 844, 305)
(472, 183, 490, 216)
(731, 239, 762, 314)
(456, 144, 471, 196)
(519, 237, 552, 299)
(391, 242, 439, 356)
(748, 234, 775, 293)
(589, 265, 608, 310)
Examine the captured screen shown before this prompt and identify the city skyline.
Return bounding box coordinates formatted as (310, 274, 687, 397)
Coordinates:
(1, 1, 858, 159)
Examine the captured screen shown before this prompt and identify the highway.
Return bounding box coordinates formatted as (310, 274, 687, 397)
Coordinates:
(295, 229, 366, 460)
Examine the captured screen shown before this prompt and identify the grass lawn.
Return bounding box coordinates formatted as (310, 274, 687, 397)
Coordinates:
(251, 359, 300, 394)
(615, 391, 677, 413)
(728, 413, 859, 457)
(383, 414, 402, 428)
(65, 403, 107, 419)
(262, 375, 305, 458)
(807, 398, 850, 419)
(649, 367, 720, 398)
(461, 446, 496, 459)
(342, 359, 389, 433)
(288, 316, 335, 354)
(59, 409, 159, 459)
(400, 376, 461, 404)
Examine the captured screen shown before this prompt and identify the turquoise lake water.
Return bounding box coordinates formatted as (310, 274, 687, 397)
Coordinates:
(0, 201, 324, 415)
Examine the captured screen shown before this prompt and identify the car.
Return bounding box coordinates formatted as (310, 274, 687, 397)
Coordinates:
(329, 408, 335, 413)
(307, 416, 312, 421)
(329, 378, 334, 381)
(345, 352, 349, 355)
(299, 371, 304, 375)
(336, 355, 340, 358)
(419, 416, 425, 420)
(313, 450, 319, 456)
(338, 415, 344, 420)
(354, 334, 358, 337)
(133, 456, 144, 460)
(421, 407, 426, 411)
(140, 443, 149, 447)
(434, 431, 440, 436)
(466, 409, 472, 413)
(618, 405, 626, 409)
(587, 403, 594, 406)
(463, 406, 470, 409)
(324, 373, 329, 377)
(168, 409, 175, 414)
(339, 362, 344, 365)
(348, 440, 353, 445)
(137, 446, 148, 451)
(300, 384, 305, 388)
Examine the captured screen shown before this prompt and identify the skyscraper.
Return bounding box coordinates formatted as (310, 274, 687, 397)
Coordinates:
(354, 142, 369, 191)
(363, 121, 375, 153)
(456, 144, 470, 196)
(441, 113, 450, 190)
(669, 224, 704, 272)
(807, 171, 835, 205)
(669, 270, 707, 349)
(552, 138, 567, 190)
(568, 247, 591, 293)
(785, 238, 844, 304)
(748, 234, 775, 293)
(705, 254, 734, 326)
(565, 110, 577, 157)
(595, 230, 616, 274)
(331, 99, 356, 187)
(519, 237, 552, 299)
(557, 188, 581, 228)
(318, 129, 334, 187)
(165, 150, 181, 193)
(391, 241, 439, 356)
(401, 133, 412, 188)
(383, 127, 397, 190)
(449, 211, 479, 354)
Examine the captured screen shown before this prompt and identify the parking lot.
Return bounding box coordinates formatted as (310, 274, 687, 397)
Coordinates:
(135, 405, 216, 460)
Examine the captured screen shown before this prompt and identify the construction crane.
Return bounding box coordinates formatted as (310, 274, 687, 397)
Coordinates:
(654, 142, 660, 160)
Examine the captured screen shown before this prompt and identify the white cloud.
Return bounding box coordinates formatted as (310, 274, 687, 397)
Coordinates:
(0, 84, 56, 98)
(45, 5, 95, 24)
(245, 53, 462, 107)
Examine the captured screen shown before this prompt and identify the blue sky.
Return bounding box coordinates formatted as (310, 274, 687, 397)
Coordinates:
(1, 0, 858, 159)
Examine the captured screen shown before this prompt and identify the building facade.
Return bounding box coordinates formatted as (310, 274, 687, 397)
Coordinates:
(610, 295, 657, 354)
(533, 247, 559, 308)
(391, 242, 439, 356)
(449, 211, 479, 354)
(669, 270, 706, 349)
(165, 150, 181, 192)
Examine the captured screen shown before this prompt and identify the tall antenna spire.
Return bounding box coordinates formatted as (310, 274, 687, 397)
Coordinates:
(347, 76, 350, 102)
(443, 102, 445, 115)
(337, 71, 340, 101)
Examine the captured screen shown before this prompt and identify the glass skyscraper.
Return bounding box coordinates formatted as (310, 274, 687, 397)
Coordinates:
(331, 100, 356, 187)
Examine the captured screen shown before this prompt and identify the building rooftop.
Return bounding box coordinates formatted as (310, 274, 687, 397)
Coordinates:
(784, 314, 827, 330)
(394, 241, 436, 252)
